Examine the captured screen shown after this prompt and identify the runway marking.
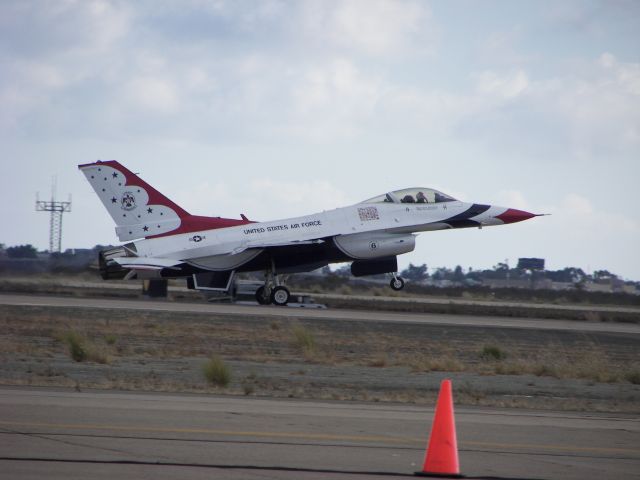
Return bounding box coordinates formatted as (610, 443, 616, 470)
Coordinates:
(0, 421, 417, 445)
(1, 420, 638, 456)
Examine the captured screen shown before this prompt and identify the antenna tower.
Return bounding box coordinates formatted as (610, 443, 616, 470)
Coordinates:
(36, 177, 72, 254)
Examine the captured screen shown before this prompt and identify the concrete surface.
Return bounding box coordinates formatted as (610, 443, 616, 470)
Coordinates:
(2, 293, 639, 334)
(0, 387, 638, 480)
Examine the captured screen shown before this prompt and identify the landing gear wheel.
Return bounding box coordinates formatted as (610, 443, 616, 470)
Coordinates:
(255, 286, 271, 305)
(270, 286, 290, 306)
(390, 276, 405, 291)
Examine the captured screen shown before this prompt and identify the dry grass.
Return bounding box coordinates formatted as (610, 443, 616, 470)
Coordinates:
(480, 345, 507, 361)
(369, 353, 389, 367)
(2, 305, 637, 388)
(202, 355, 231, 387)
(55, 330, 110, 364)
(583, 311, 602, 322)
(404, 354, 464, 373)
(291, 325, 316, 353)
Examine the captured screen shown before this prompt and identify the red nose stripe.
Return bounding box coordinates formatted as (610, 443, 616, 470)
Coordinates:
(496, 208, 536, 224)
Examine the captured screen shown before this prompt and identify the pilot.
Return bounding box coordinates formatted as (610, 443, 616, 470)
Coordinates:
(401, 194, 416, 203)
(416, 191, 427, 203)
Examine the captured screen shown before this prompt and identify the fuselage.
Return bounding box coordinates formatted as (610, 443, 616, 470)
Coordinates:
(131, 199, 512, 273)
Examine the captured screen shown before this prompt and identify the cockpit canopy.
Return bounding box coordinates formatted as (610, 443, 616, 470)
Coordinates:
(360, 187, 456, 205)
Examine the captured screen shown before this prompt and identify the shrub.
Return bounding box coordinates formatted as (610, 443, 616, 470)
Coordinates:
(481, 345, 507, 361)
(203, 355, 232, 387)
(104, 334, 117, 345)
(57, 330, 110, 364)
(369, 353, 388, 367)
(242, 384, 255, 395)
(63, 331, 87, 362)
(292, 325, 316, 352)
(625, 370, 640, 385)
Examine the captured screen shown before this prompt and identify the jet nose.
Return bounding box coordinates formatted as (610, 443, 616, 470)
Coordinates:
(495, 208, 538, 224)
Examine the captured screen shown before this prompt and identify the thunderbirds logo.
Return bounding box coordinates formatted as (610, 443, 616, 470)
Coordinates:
(120, 192, 136, 210)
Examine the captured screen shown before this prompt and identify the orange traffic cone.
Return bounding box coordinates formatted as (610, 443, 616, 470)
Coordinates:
(415, 379, 462, 478)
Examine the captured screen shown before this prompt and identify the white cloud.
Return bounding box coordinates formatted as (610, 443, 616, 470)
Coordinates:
(496, 190, 530, 210)
(301, 0, 432, 56)
(175, 178, 354, 221)
(562, 193, 594, 216)
(546, 53, 640, 157)
(124, 77, 180, 113)
(475, 69, 529, 99)
(248, 178, 354, 218)
(549, 193, 640, 235)
(330, 0, 427, 55)
(285, 58, 383, 139)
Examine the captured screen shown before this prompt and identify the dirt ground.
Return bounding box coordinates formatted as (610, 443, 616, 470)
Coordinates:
(1, 303, 639, 413)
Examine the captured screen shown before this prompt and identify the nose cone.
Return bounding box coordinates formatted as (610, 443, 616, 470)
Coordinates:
(495, 208, 537, 224)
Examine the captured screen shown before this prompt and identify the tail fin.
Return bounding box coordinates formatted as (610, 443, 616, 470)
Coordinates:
(78, 160, 189, 241)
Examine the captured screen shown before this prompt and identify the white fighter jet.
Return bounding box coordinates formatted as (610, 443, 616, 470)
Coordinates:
(79, 160, 540, 305)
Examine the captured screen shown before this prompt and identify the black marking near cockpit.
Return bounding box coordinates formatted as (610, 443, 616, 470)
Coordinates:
(442, 203, 491, 229)
(446, 219, 481, 228)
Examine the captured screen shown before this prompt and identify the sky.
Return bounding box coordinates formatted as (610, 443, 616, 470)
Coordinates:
(1, 0, 639, 279)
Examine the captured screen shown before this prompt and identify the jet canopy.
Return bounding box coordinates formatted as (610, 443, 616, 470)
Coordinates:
(360, 187, 456, 205)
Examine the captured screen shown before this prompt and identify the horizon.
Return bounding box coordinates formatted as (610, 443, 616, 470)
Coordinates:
(1, 241, 636, 283)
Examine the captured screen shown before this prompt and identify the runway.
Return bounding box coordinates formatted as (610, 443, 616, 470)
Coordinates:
(0, 387, 638, 480)
(2, 293, 639, 334)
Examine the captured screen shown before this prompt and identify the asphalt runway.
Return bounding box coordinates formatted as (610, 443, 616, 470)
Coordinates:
(0, 387, 638, 480)
(2, 293, 639, 334)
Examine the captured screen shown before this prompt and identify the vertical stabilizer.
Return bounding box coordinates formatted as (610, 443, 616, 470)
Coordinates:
(78, 160, 188, 241)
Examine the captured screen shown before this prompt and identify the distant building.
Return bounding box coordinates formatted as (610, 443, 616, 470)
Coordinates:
(517, 258, 545, 270)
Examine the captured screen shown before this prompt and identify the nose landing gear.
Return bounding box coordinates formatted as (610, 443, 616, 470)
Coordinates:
(390, 274, 405, 291)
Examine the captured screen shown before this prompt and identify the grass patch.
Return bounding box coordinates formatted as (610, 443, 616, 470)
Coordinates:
(480, 345, 507, 361)
(202, 355, 231, 387)
(104, 334, 117, 345)
(369, 353, 389, 367)
(57, 330, 110, 364)
(407, 354, 464, 372)
(292, 325, 316, 353)
(61, 331, 87, 362)
(242, 383, 255, 395)
(624, 370, 640, 385)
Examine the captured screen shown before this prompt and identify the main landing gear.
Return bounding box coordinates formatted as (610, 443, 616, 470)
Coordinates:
(390, 274, 405, 291)
(255, 264, 290, 306)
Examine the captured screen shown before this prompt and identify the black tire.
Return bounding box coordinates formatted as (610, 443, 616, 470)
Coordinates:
(255, 286, 271, 305)
(270, 286, 290, 306)
(390, 277, 405, 291)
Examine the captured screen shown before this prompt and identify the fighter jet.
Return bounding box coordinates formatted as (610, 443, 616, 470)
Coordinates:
(79, 160, 540, 305)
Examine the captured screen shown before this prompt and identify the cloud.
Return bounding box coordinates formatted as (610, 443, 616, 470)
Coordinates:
(300, 0, 433, 56)
(496, 190, 530, 210)
(288, 58, 383, 139)
(475, 69, 529, 99)
(124, 77, 180, 113)
(378, 53, 639, 162)
(175, 177, 354, 221)
(0, 0, 131, 57)
(556, 193, 639, 233)
(562, 193, 594, 216)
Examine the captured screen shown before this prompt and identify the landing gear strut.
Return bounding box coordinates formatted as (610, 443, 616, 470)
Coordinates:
(390, 274, 405, 291)
(255, 261, 290, 306)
